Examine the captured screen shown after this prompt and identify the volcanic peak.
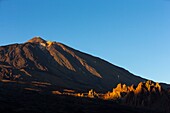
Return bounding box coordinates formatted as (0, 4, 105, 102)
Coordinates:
(27, 36, 46, 43)
(27, 37, 55, 48)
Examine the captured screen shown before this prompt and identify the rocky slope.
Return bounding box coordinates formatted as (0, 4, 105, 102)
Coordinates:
(0, 37, 146, 91)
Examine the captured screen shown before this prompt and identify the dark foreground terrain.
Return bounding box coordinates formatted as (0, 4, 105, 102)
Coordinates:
(0, 81, 164, 113)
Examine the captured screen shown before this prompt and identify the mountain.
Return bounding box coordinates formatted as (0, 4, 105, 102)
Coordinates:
(0, 37, 146, 92)
(0, 37, 170, 113)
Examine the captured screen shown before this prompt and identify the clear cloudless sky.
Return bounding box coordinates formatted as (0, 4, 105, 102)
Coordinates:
(0, 0, 170, 83)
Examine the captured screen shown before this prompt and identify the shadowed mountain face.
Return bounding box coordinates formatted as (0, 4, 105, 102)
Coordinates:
(0, 37, 145, 91)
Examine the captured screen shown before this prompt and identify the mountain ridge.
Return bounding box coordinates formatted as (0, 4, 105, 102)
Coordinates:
(0, 37, 155, 92)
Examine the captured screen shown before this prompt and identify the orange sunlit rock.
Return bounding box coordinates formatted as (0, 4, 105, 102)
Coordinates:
(88, 89, 99, 98)
(52, 90, 62, 95)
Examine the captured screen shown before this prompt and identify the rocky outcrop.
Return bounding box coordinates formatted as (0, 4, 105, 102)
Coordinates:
(103, 83, 135, 100)
(104, 80, 163, 101)
(87, 89, 99, 98)
(103, 80, 170, 113)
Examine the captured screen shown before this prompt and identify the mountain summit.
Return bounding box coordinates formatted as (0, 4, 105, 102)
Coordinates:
(0, 37, 146, 91)
(27, 37, 47, 43)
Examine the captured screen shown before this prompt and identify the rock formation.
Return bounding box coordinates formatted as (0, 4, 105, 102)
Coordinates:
(103, 80, 170, 112)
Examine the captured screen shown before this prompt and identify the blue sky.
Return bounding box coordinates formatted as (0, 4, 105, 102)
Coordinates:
(0, 0, 170, 83)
